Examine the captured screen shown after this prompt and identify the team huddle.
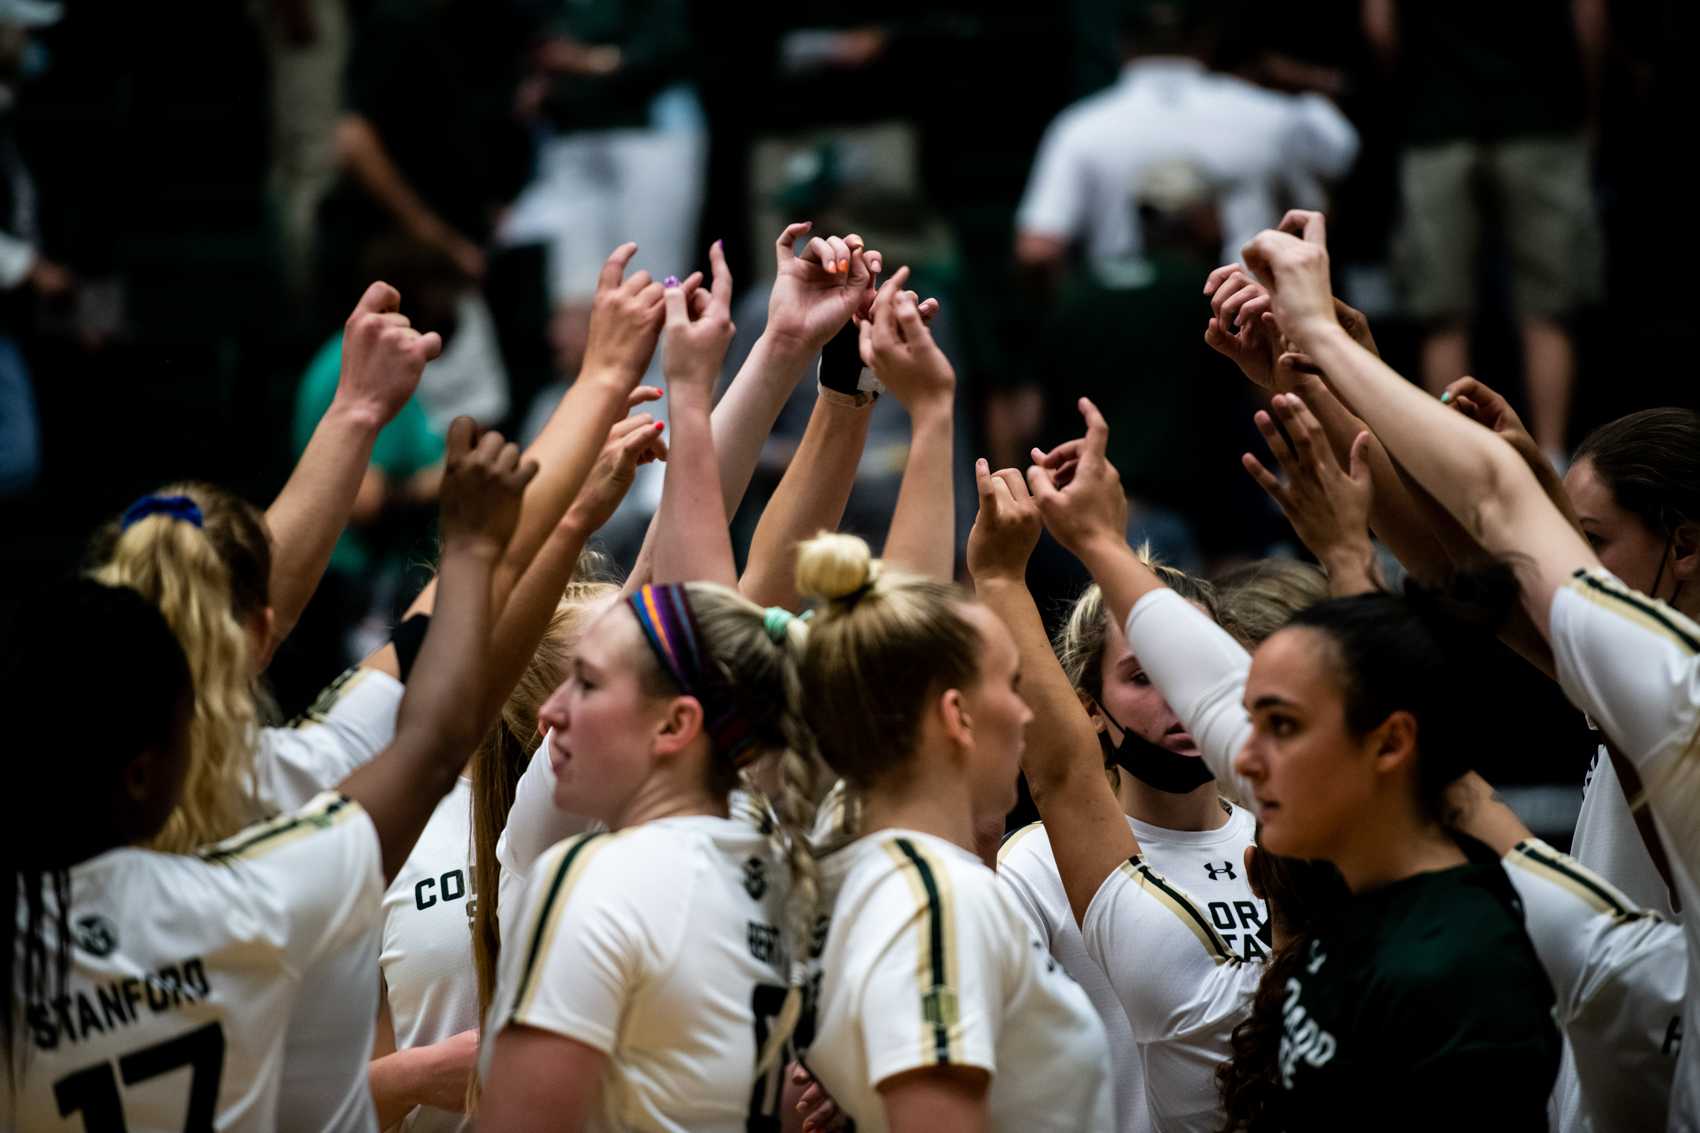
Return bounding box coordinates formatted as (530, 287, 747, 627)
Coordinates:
(4, 212, 1697, 1133)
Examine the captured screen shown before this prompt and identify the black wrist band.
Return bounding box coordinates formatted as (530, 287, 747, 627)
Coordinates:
(818, 321, 865, 396)
(390, 613, 431, 682)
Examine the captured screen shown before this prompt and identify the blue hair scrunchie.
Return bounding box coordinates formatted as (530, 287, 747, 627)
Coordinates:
(120, 495, 204, 531)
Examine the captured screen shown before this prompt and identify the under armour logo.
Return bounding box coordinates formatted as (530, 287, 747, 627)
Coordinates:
(742, 856, 768, 900)
(1204, 861, 1237, 881)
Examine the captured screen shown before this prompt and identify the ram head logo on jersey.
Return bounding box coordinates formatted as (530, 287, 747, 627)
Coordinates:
(742, 856, 768, 900)
(73, 914, 118, 958)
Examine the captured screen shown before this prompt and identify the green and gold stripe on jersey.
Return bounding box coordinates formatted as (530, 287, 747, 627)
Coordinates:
(1570, 569, 1700, 655)
(1120, 856, 1238, 965)
(1509, 839, 1663, 922)
(996, 821, 1042, 867)
(884, 838, 963, 1067)
(199, 791, 361, 863)
(511, 832, 613, 1019)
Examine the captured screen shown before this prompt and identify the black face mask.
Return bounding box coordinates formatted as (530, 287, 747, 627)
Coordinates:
(1093, 700, 1216, 794)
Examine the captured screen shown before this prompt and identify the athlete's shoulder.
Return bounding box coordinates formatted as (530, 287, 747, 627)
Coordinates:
(198, 792, 371, 866)
(996, 820, 1050, 868)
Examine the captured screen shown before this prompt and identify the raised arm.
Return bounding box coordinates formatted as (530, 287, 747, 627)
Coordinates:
(1241, 394, 1380, 597)
(264, 282, 441, 657)
(1241, 215, 1599, 619)
(862, 269, 958, 580)
(742, 274, 942, 609)
(1204, 260, 1452, 582)
(651, 243, 739, 585)
(624, 223, 873, 591)
(968, 459, 1135, 925)
(340, 419, 538, 881)
(494, 244, 667, 604)
(1028, 401, 1259, 803)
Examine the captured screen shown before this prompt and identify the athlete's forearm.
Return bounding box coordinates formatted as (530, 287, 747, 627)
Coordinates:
(741, 389, 874, 609)
(882, 398, 956, 581)
(264, 401, 382, 659)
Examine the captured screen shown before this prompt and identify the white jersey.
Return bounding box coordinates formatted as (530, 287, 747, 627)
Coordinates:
(807, 829, 1113, 1132)
(1503, 839, 1685, 1133)
(260, 665, 404, 1133)
(380, 779, 478, 1133)
(5, 793, 382, 1132)
(483, 815, 790, 1132)
(998, 806, 1264, 1133)
(1571, 742, 1678, 916)
(493, 730, 598, 953)
(1083, 855, 1263, 1133)
(1549, 568, 1700, 1129)
(253, 666, 406, 817)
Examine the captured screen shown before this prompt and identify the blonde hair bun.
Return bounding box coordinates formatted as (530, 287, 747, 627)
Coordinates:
(795, 532, 879, 604)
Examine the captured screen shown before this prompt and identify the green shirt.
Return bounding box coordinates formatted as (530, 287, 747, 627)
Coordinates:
(1275, 837, 1560, 1131)
(291, 335, 444, 575)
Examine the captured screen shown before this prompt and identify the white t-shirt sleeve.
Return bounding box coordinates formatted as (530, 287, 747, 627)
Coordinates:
(856, 860, 1002, 1088)
(492, 833, 638, 1056)
(200, 791, 385, 971)
(1082, 857, 1248, 1041)
(255, 667, 406, 812)
(1123, 588, 1258, 808)
(1549, 570, 1700, 786)
(1016, 115, 1088, 239)
(1503, 839, 1673, 1016)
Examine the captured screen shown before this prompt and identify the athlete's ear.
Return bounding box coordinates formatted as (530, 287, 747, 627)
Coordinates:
(1368, 710, 1419, 781)
(248, 606, 279, 673)
(1243, 845, 1263, 900)
(938, 687, 973, 751)
(1670, 521, 1699, 583)
(1076, 689, 1107, 733)
(653, 695, 705, 759)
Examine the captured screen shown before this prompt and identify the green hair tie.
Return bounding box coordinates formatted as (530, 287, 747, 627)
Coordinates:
(763, 606, 796, 642)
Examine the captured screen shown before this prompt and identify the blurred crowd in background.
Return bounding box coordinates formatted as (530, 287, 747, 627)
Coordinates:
(0, 0, 1685, 808)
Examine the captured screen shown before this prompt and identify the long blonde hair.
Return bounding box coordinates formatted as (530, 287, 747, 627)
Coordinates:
(469, 581, 618, 1022)
(88, 482, 272, 852)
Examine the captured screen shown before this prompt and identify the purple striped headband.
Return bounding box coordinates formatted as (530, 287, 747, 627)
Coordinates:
(628, 584, 757, 765)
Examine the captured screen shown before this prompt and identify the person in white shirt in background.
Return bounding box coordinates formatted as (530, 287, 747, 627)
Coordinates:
(1015, 0, 1357, 276)
(995, 558, 1265, 1133)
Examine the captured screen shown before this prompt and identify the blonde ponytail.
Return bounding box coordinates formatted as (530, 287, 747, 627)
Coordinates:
(87, 482, 272, 852)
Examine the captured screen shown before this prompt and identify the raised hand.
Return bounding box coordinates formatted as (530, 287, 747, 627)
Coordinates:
(581, 243, 684, 386)
(765, 221, 881, 353)
(1240, 211, 1340, 347)
(968, 459, 1042, 584)
(1441, 376, 1538, 457)
(1243, 392, 1377, 592)
(438, 417, 538, 558)
(1025, 397, 1129, 560)
(337, 281, 444, 427)
(661, 241, 735, 399)
(565, 390, 669, 534)
(1203, 263, 1287, 391)
(857, 267, 955, 413)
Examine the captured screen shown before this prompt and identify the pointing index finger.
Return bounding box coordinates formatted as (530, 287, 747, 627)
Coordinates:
(598, 243, 639, 292)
